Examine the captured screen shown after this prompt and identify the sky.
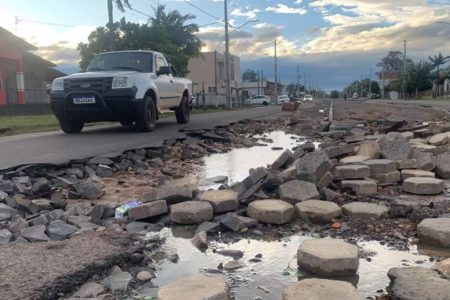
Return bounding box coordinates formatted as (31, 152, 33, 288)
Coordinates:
(1, 0, 450, 90)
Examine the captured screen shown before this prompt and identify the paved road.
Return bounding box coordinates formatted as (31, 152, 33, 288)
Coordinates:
(0, 106, 284, 170)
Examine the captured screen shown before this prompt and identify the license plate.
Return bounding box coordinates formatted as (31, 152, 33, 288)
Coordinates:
(73, 96, 95, 104)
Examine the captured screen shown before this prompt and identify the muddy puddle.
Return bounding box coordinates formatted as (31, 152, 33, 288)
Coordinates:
(134, 227, 447, 299)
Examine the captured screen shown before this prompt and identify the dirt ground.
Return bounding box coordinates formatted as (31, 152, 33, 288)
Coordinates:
(0, 231, 137, 300)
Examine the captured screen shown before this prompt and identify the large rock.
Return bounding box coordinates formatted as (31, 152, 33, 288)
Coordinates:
(127, 200, 168, 220)
(417, 218, 450, 248)
(247, 199, 294, 225)
(363, 159, 396, 174)
(435, 152, 450, 179)
(0, 203, 17, 217)
(396, 159, 417, 170)
(219, 213, 257, 232)
(197, 190, 238, 213)
(47, 220, 78, 240)
(355, 141, 381, 159)
(378, 132, 411, 160)
(279, 180, 320, 204)
(295, 200, 342, 223)
(271, 149, 294, 170)
(20, 225, 50, 242)
(101, 266, 132, 292)
(73, 282, 106, 298)
(371, 171, 401, 184)
(401, 169, 435, 181)
(170, 201, 213, 224)
(157, 185, 193, 205)
(157, 275, 229, 300)
(435, 258, 450, 277)
(282, 279, 362, 300)
(388, 267, 450, 300)
(402, 177, 444, 195)
(340, 155, 370, 164)
(342, 202, 389, 219)
(341, 180, 377, 195)
(428, 132, 450, 146)
(335, 165, 370, 179)
(410, 150, 435, 171)
(296, 151, 331, 183)
(0, 229, 12, 244)
(297, 238, 359, 276)
(325, 144, 354, 159)
(74, 182, 104, 200)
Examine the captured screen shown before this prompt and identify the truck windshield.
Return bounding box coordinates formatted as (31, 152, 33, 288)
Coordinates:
(86, 52, 153, 73)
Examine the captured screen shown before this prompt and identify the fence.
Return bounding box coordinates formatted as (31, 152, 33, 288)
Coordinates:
(193, 92, 249, 108)
(0, 103, 52, 116)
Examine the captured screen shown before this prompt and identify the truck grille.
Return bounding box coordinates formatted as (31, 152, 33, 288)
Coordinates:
(64, 77, 113, 93)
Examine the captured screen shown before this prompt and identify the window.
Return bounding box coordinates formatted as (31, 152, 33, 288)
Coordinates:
(86, 52, 153, 72)
(156, 56, 167, 72)
(208, 86, 216, 93)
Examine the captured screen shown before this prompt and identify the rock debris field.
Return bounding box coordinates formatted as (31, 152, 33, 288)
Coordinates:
(1, 100, 450, 299)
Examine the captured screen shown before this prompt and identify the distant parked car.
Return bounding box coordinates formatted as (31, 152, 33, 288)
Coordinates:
(352, 93, 359, 100)
(303, 94, 313, 102)
(250, 95, 270, 105)
(277, 95, 290, 104)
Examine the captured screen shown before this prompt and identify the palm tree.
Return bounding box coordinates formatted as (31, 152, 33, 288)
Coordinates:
(428, 52, 449, 97)
(107, 0, 131, 30)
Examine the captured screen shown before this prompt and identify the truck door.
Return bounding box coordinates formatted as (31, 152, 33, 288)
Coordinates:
(154, 55, 177, 109)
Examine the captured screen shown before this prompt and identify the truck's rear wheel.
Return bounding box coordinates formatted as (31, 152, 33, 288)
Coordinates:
(136, 96, 156, 132)
(58, 119, 84, 134)
(175, 95, 190, 124)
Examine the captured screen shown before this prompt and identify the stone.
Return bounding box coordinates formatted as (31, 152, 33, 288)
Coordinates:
(247, 199, 294, 225)
(271, 149, 294, 170)
(341, 180, 377, 195)
(0, 180, 15, 193)
(170, 201, 213, 224)
(196, 221, 221, 234)
(47, 209, 67, 222)
(295, 200, 342, 224)
(20, 225, 50, 242)
(65, 168, 84, 178)
(88, 156, 114, 165)
(299, 142, 315, 152)
(342, 202, 389, 219)
(378, 132, 411, 161)
(74, 182, 104, 200)
(8, 215, 28, 234)
(282, 279, 362, 300)
(297, 238, 359, 277)
(428, 132, 450, 146)
(319, 187, 339, 201)
(136, 271, 153, 281)
(341, 154, 372, 164)
(316, 171, 333, 188)
(0, 203, 17, 217)
(223, 260, 245, 270)
(157, 275, 228, 300)
(73, 282, 106, 298)
(363, 159, 397, 174)
(0, 229, 12, 244)
(371, 171, 401, 184)
(279, 180, 320, 204)
(325, 144, 354, 159)
(410, 150, 435, 171)
(0, 190, 7, 200)
(127, 200, 168, 221)
(0, 212, 11, 221)
(191, 231, 208, 251)
(157, 185, 192, 205)
(435, 152, 450, 179)
(417, 218, 450, 247)
(296, 151, 331, 183)
(29, 199, 52, 214)
(219, 213, 257, 232)
(435, 258, 450, 277)
(215, 249, 244, 259)
(396, 159, 417, 170)
(67, 215, 92, 227)
(401, 169, 435, 180)
(402, 177, 444, 195)
(47, 220, 78, 240)
(197, 190, 238, 214)
(335, 165, 370, 179)
(101, 266, 132, 292)
(29, 214, 48, 226)
(96, 165, 113, 177)
(388, 267, 450, 300)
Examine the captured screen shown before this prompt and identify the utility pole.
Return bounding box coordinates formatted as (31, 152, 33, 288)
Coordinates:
(369, 67, 372, 99)
(224, 0, 232, 108)
(303, 72, 306, 92)
(274, 39, 278, 100)
(296, 65, 300, 97)
(403, 40, 407, 100)
(257, 70, 260, 95)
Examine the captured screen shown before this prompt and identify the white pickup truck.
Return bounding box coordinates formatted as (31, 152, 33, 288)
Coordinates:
(50, 50, 192, 133)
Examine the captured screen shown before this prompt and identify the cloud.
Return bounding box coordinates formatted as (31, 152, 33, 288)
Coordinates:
(266, 4, 307, 15)
(230, 8, 260, 19)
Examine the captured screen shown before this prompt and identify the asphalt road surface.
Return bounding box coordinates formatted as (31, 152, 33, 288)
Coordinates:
(367, 99, 450, 111)
(0, 106, 284, 170)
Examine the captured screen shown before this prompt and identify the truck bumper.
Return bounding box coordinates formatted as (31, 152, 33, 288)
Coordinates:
(50, 88, 141, 123)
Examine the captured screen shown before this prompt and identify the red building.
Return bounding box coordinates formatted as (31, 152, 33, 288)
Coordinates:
(0, 26, 64, 105)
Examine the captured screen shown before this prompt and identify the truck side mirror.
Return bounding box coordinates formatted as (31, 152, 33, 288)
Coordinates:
(157, 66, 172, 76)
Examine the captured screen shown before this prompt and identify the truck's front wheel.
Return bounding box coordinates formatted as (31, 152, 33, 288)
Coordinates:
(58, 119, 84, 134)
(175, 95, 190, 124)
(136, 96, 156, 132)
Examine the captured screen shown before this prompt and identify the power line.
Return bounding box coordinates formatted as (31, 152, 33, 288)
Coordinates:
(15, 17, 76, 28)
(181, 0, 222, 21)
(113, 0, 152, 18)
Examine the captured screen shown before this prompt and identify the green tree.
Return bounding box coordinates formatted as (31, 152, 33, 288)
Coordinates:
(242, 69, 258, 81)
(377, 51, 403, 71)
(107, 0, 131, 30)
(394, 60, 432, 98)
(78, 6, 201, 76)
(428, 52, 449, 76)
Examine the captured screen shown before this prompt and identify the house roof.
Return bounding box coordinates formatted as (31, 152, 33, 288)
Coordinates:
(23, 52, 56, 67)
(0, 26, 37, 50)
(378, 71, 399, 80)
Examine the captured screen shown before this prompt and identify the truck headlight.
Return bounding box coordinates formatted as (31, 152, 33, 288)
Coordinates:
(51, 78, 64, 91)
(112, 76, 135, 89)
